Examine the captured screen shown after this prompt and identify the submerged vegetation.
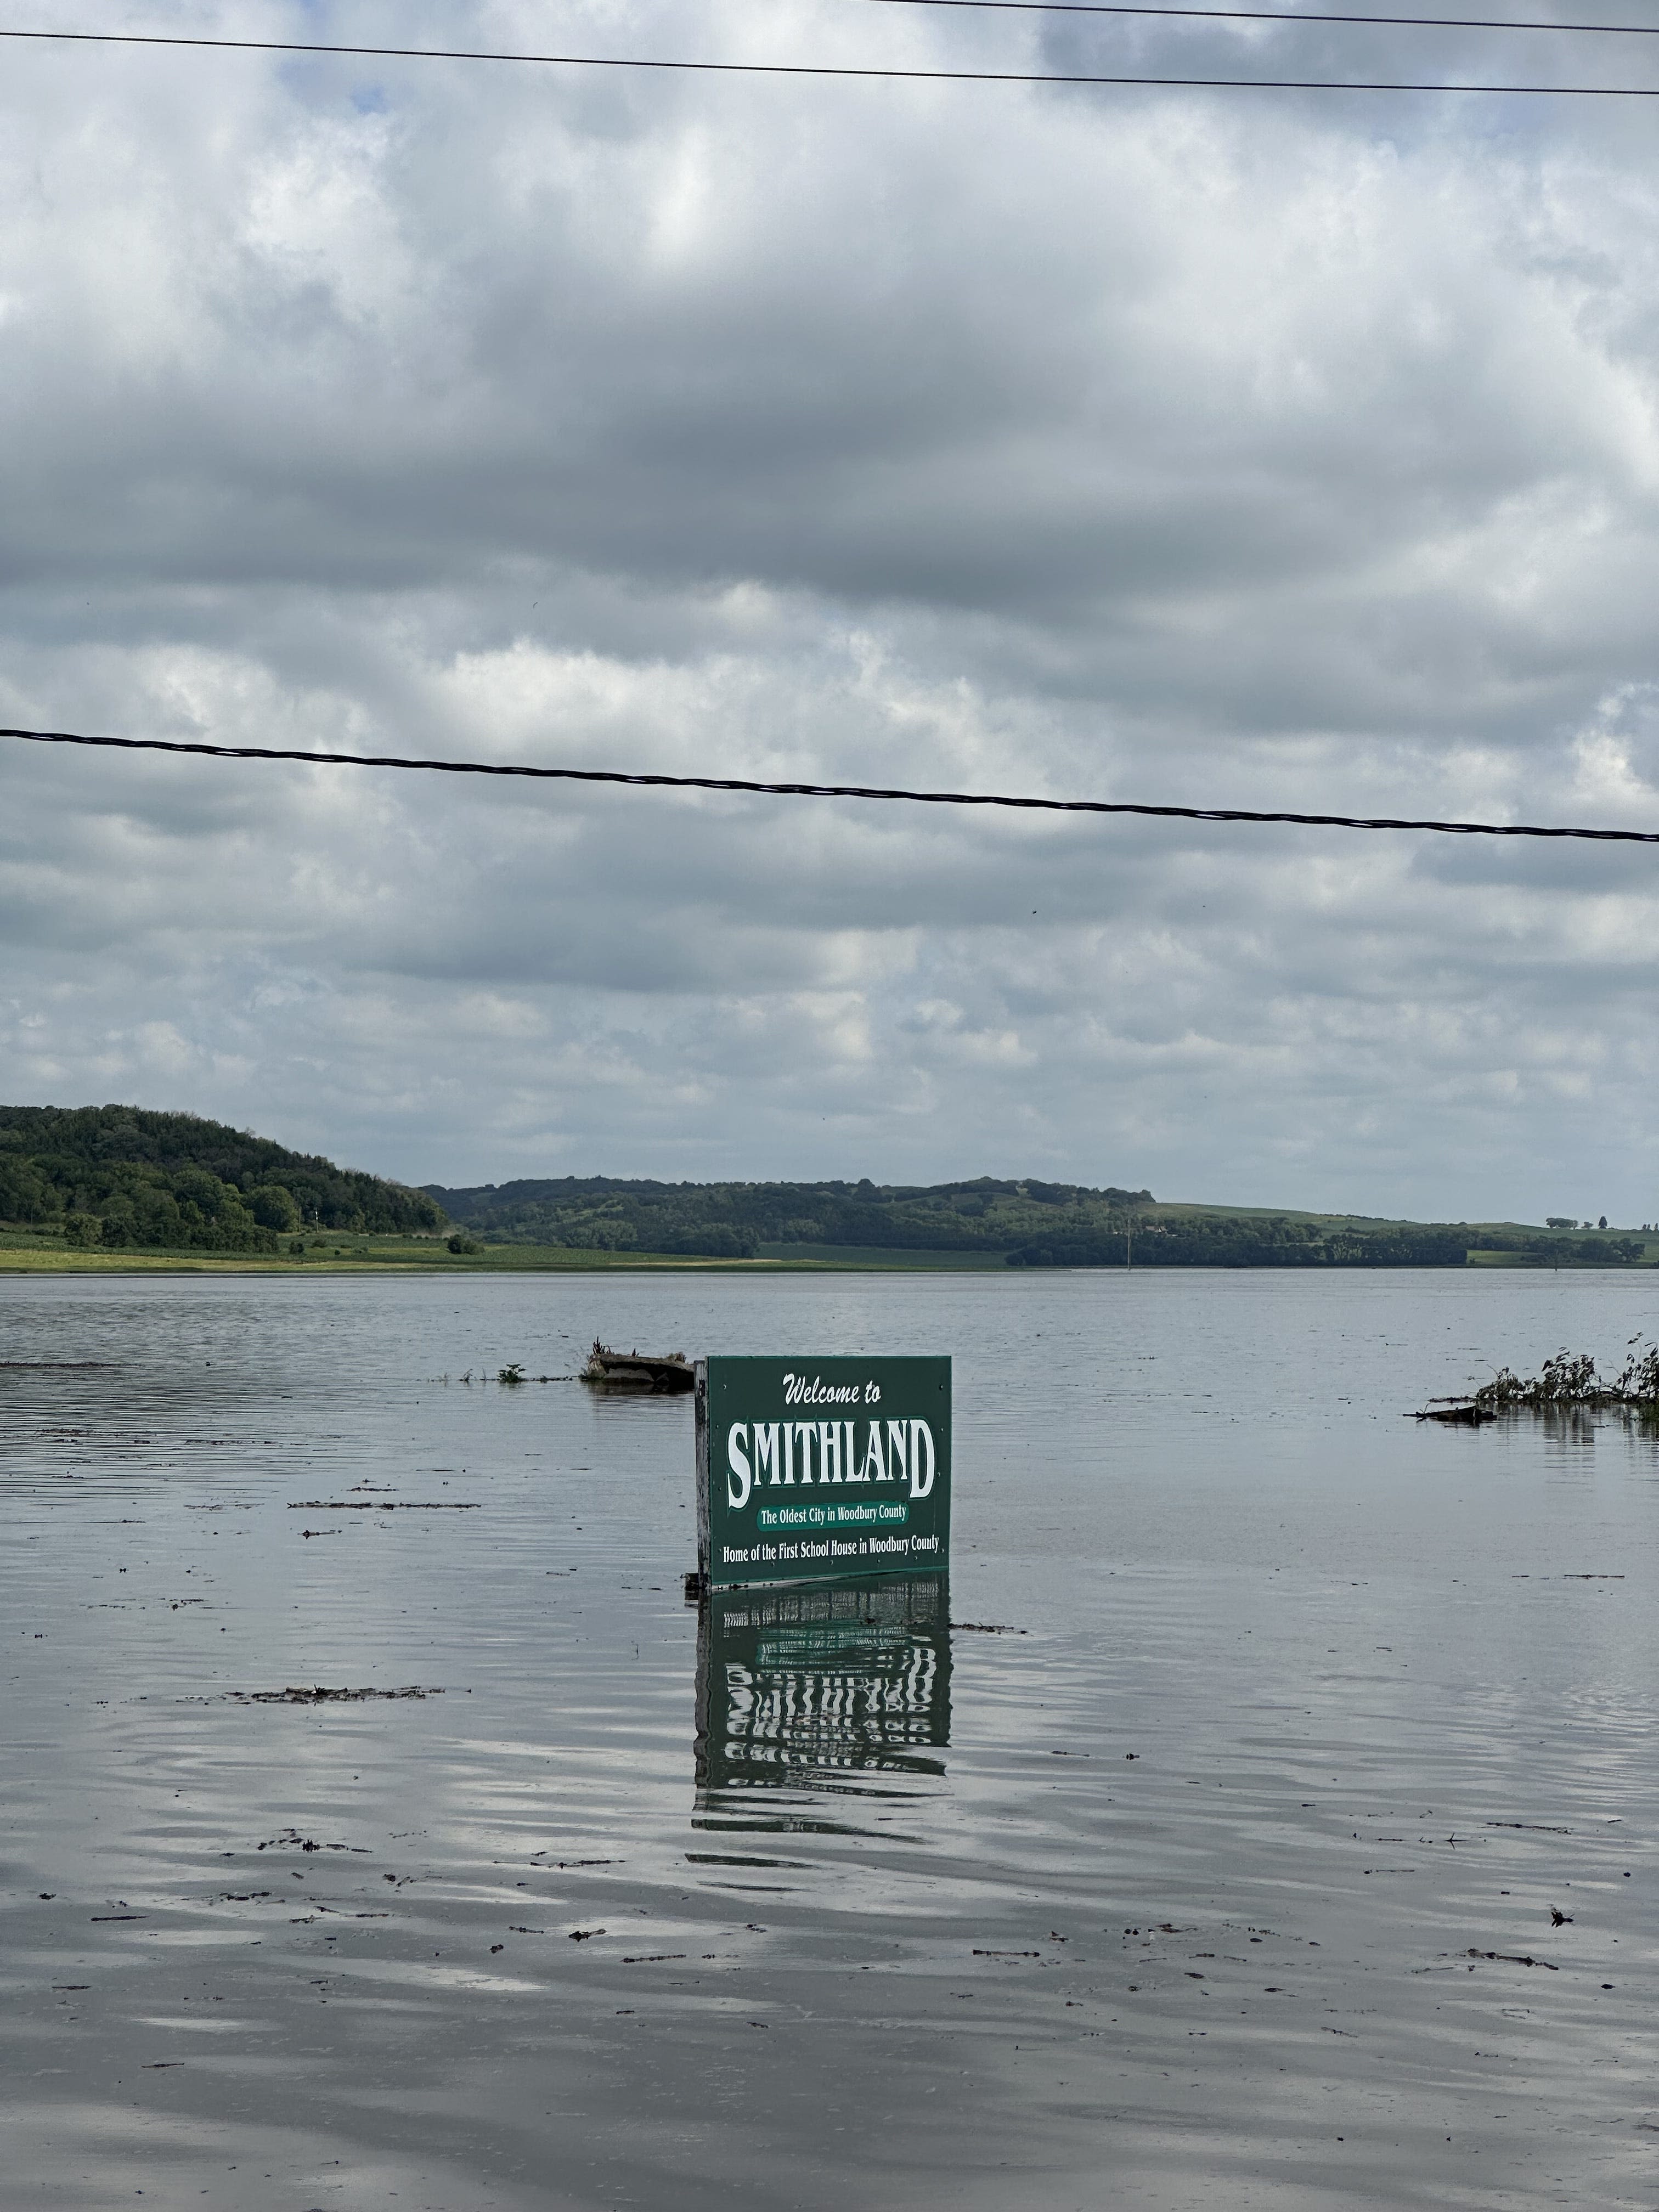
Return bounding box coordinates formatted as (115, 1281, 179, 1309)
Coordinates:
(1422, 1344, 1659, 1423)
(1474, 1344, 1659, 1412)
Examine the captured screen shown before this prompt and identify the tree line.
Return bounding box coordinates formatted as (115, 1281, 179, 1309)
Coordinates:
(426, 1173, 1652, 1267)
(0, 1104, 443, 1252)
(421, 1174, 1158, 1260)
(1002, 1218, 1646, 1267)
(5, 1119, 1642, 1267)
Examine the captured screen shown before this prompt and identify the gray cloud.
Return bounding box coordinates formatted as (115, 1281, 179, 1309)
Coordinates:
(2, 0, 1658, 1218)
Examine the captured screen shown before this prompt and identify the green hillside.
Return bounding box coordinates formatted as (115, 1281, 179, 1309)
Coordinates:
(2, 1115, 1647, 1270)
(424, 1173, 1152, 1260)
(422, 1175, 1655, 1269)
(0, 1104, 443, 1254)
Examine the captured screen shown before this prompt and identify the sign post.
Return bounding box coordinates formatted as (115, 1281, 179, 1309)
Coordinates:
(695, 1356, 951, 1589)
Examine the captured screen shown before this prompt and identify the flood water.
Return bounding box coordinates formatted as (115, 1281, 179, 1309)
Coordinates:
(3, 1266, 1659, 2210)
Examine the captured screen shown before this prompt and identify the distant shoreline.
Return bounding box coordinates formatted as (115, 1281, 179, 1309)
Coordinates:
(0, 1239, 1651, 1277)
(5, 1108, 1649, 1273)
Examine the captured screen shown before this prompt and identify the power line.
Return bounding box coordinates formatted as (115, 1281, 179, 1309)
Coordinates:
(4, 22, 1659, 93)
(868, 0, 1659, 35)
(5, 725, 1657, 845)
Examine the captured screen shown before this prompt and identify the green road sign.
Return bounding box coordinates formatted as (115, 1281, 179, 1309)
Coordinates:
(696, 1355, 951, 1588)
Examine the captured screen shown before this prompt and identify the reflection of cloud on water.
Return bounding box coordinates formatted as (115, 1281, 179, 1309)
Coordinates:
(695, 1575, 950, 1816)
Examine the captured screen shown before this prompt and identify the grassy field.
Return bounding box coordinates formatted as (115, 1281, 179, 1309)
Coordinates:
(1, 1218, 1653, 1274)
(0, 1228, 915, 1274)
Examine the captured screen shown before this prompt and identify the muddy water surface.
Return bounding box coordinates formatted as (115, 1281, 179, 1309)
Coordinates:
(3, 1267, 1659, 2209)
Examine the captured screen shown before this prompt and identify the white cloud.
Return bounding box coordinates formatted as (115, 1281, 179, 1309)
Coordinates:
(2, 1, 1658, 1217)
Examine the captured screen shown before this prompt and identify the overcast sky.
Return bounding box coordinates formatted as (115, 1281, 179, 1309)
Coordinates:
(3, 0, 1658, 1218)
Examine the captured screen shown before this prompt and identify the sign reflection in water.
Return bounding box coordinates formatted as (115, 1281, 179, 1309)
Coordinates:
(694, 1573, 951, 1804)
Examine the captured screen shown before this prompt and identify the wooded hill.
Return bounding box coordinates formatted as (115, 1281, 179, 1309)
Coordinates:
(0, 1104, 443, 1253)
(424, 1173, 1151, 1260)
(1, 1113, 1640, 1267)
(422, 1173, 1650, 1268)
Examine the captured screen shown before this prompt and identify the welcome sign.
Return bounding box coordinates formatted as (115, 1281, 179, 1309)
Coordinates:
(695, 1356, 951, 1589)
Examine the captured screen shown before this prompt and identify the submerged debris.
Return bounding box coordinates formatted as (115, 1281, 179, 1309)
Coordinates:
(286, 1500, 480, 1510)
(582, 1340, 694, 1393)
(224, 1685, 443, 1704)
(1419, 1341, 1659, 1421)
(0, 1360, 116, 1370)
(256, 1830, 369, 1852)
